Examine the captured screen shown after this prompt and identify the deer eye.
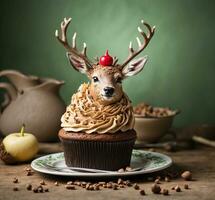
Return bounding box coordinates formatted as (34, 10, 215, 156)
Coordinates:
(116, 77, 122, 83)
(92, 76, 99, 82)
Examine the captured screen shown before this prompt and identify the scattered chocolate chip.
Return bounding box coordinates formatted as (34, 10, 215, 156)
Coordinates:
(171, 186, 175, 190)
(151, 184, 161, 194)
(65, 185, 76, 190)
(13, 187, 19, 191)
(94, 185, 100, 190)
(98, 181, 106, 185)
(38, 186, 43, 193)
(33, 187, 38, 193)
(184, 184, 189, 189)
(133, 183, 140, 190)
(125, 180, 132, 186)
(26, 184, 32, 190)
(165, 176, 171, 182)
(112, 184, 118, 190)
(107, 183, 113, 188)
(44, 188, 49, 192)
(40, 180, 46, 185)
(26, 171, 33, 176)
(175, 185, 181, 192)
(154, 178, 161, 184)
(89, 185, 94, 191)
(162, 189, 169, 195)
(181, 171, 192, 181)
(119, 184, 124, 188)
(13, 177, 18, 183)
(140, 189, 146, 195)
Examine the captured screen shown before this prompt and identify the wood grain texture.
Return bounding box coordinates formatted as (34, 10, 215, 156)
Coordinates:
(0, 143, 214, 200)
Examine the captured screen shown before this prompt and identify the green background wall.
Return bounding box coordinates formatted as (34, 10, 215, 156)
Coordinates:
(0, 0, 215, 127)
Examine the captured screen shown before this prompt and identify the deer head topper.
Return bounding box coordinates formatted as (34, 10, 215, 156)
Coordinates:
(55, 18, 155, 105)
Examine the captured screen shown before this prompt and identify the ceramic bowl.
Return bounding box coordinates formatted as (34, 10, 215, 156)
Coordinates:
(134, 112, 179, 143)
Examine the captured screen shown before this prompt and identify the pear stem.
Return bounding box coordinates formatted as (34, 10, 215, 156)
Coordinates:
(20, 124, 25, 137)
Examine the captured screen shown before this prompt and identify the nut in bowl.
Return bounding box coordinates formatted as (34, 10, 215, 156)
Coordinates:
(134, 103, 180, 143)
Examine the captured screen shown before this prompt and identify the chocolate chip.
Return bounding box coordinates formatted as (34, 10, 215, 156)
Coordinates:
(139, 189, 146, 195)
(26, 184, 32, 190)
(184, 184, 189, 189)
(107, 183, 113, 188)
(151, 184, 161, 194)
(112, 184, 118, 190)
(65, 185, 75, 190)
(154, 178, 161, 184)
(94, 185, 100, 190)
(162, 189, 169, 195)
(40, 180, 45, 185)
(133, 183, 140, 190)
(44, 188, 49, 192)
(26, 171, 33, 176)
(175, 185, 181, 192)
(165, 176, 171, 182)
(38, 186, 43, 193)
(13, 187, 19, 191)
(32, 187, 38, 193)
(13, 177, 18, 183)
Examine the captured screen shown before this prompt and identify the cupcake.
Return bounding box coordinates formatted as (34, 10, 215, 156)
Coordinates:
(55, 17, 155, 170)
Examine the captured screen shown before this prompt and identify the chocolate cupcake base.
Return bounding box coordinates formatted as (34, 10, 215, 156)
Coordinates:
(59, 129, 136, 171)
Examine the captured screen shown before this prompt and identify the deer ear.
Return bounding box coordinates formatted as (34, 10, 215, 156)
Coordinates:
(122, 56, 148, 78)
(67, 52, 89, 74)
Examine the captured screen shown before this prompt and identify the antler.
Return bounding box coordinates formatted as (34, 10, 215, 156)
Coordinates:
(55, 18, 93, 67)
(120, 20, 155, 68)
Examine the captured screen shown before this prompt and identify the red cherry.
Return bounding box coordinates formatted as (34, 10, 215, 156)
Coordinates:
(99, 50, 113, 66)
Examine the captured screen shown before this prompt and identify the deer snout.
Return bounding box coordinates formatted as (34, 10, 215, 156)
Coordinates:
(103, 87, 115, 97)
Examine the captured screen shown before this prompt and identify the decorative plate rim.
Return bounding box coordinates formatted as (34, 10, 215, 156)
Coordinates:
(31, 150, 172, 177)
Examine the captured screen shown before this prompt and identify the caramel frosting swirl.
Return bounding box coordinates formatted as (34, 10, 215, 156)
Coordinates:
(61, 83, 134, 134)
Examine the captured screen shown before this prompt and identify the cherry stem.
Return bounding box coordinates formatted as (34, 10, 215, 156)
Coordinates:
(20, 124, 25, 137)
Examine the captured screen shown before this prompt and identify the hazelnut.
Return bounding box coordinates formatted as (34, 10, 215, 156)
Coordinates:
(181, 171, 192, 181)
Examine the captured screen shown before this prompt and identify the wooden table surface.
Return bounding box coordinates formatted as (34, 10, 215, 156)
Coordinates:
(0, 143, 214, 200)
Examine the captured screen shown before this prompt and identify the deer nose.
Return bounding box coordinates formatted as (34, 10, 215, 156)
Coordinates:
(104, 87, 114, 96)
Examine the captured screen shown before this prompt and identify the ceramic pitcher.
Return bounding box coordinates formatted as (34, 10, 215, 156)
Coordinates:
(0, 70, 66, 142)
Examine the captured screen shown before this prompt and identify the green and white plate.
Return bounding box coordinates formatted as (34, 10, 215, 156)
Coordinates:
(31, 150, 172, 177)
